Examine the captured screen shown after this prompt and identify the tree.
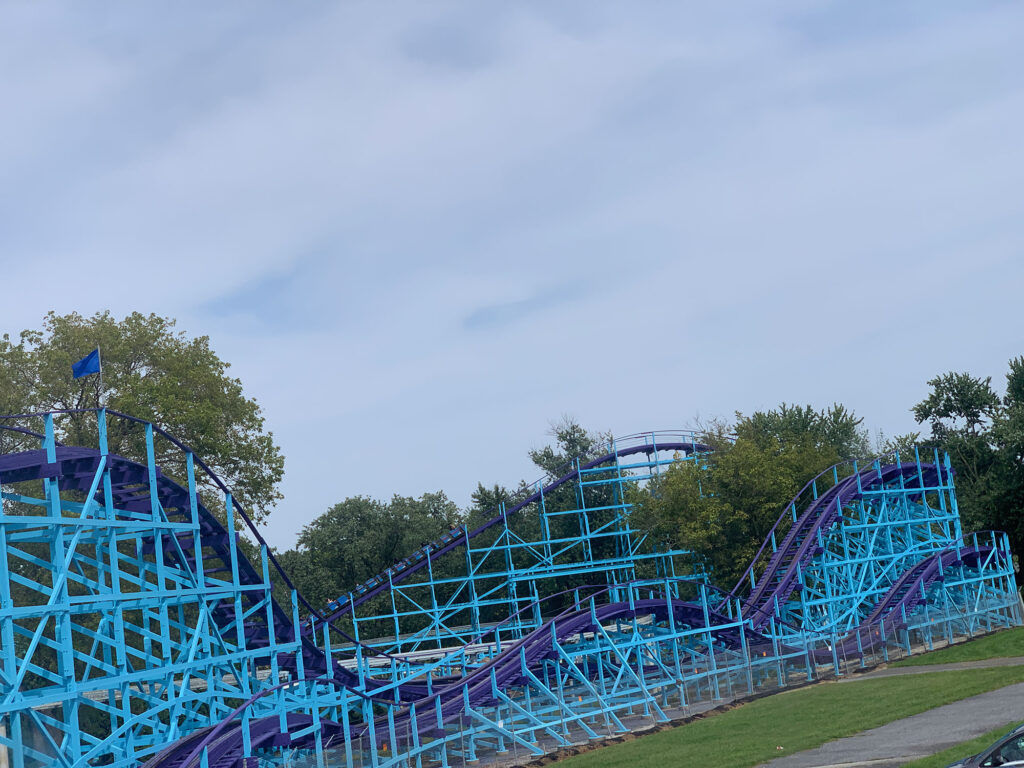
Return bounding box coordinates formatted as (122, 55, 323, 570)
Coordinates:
(286, 492, 461, 611)
(0, 311, 284, 523)
(631, 403, 867, 589)
(912, 371, 1000, 535)
(875, 430, 923, 459)
(736, 403, 870, 459)
(990, 357, 1024, 554)
(527, 416, 612, 476)
(633, 435, 839, 588)
(912, 361, 1024, 556)
(913, 372, 1001, 439)
(528, 417, 616, 552)
(465, 483, 513, 530)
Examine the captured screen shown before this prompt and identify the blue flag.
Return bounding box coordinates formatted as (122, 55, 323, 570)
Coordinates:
(72, 349, 101, 379)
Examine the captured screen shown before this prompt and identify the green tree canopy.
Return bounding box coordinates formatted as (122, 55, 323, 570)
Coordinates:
(913, 372, 1001, 439)
(631, 403, 867, 589)
(914, 359, 1024, 556)
(0, 311, 284, 523)
(736, 402, 870, 459)
(287, 491, 461, 610)
(633, 437, 840, 589)
(527, 416, 612, 476)
(465, 482, 513, 530)
(912, 370, 1000, 534)
(990, 357, 1024, 553)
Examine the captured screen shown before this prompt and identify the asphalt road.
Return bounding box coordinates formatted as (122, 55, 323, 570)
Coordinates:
(760, 678, 1024, 768)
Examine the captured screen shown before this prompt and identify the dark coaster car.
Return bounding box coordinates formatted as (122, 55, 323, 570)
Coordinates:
(948, 724, 1024, 768)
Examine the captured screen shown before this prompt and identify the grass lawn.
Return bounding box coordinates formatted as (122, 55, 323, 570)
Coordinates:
(556, 666, 1024, 768)
(903, 721, 1024, 768)
(892, 627, 1024, 667)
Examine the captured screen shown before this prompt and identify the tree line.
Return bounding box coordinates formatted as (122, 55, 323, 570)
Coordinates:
(2, 312, 1020, 602)
(0, 310, 284, 524)
(631, 361, 1024, 589)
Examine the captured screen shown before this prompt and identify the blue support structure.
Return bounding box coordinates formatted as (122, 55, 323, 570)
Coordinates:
(0, 412, 1019, 768)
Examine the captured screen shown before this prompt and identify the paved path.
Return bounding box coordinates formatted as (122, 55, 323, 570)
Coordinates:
(837, 656, 1024, 682)
(760, 672, 1024, 768)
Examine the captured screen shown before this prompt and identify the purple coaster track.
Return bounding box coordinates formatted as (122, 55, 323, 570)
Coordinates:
(122, 448, 994, 765)
(165, 538, 1000, 767)
(738, 462, 944, 630)
(4, 424, 1007, 768)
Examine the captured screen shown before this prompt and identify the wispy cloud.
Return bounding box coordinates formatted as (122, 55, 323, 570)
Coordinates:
(463, 284, 586, 331)
(2, 1, 1023, 547)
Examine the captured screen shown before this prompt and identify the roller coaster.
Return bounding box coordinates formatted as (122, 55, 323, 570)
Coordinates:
(0, 409, 1019, 768)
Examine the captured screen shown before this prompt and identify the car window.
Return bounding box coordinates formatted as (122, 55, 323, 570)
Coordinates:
(983, 738, 1024, 767)
(995, 737, 1024, 765)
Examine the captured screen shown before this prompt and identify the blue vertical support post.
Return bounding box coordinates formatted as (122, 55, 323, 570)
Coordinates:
(737, 598, 753, 694)
(0, 519, 22, 768)
(425, 548, 443, 649)
(96, 410, 124, 742)
(261, 544, 288, 734)
(340, 688, 354, 768)
(409, 700, 423, 768)
(461, 686, 478, 761)
(145, 424, 174, 671)
(43, 414, 80, 763)
(901, 604, 911, 656)
(225, 492, 254, 704)
(435, 696, 449, 768)
(666, 582, 685, 707)
(769, 617, 784, 687)
(698, 584, 721, 700)
(802, 627, 814, 681)
(290, 589, 306, 745)
(539, 482, 552, 566)
(464, 537, 481, 637)
(880, 618, 890, 662)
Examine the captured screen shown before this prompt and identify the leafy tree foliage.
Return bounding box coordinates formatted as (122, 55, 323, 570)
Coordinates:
(876, 430, 923, 459)
(991, 358, 1024, 553)
(914, 360, 1024, 555)
(528, 417, 612, 475)
(0, 311, 284, 523)
(632, 403, 868, 589)
(913, 373, 1001, 438)
(283, 492, 460, 611)
(912, 371, 1001, 534)
(465, 483, 513, 530)
(736, 402, 869, 458)
(528, 418, 617, 555)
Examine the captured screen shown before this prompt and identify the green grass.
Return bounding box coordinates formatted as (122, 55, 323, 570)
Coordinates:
(903, 721, 1023, 768)
(892, 627, 1024, 667)
(557, 666, 1024, 768)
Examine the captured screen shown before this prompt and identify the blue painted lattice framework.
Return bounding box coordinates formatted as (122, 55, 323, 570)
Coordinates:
(0, 410, 1019, 768)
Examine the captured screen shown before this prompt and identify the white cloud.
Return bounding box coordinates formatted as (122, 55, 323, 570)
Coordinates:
(1, 1, 1022, 547)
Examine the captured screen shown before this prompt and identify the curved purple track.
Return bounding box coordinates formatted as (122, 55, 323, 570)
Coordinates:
(0, 433, 1002, 768)
(740, 462, 944, 629)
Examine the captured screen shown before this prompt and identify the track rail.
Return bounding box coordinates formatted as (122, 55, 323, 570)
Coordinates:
(1, 411, 1013, 768)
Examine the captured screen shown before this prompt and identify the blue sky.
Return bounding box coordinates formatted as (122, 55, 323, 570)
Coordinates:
(2, 2, 1022, 548)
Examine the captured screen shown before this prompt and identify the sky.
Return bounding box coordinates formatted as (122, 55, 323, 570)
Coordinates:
(2, 1, 1022, 549)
